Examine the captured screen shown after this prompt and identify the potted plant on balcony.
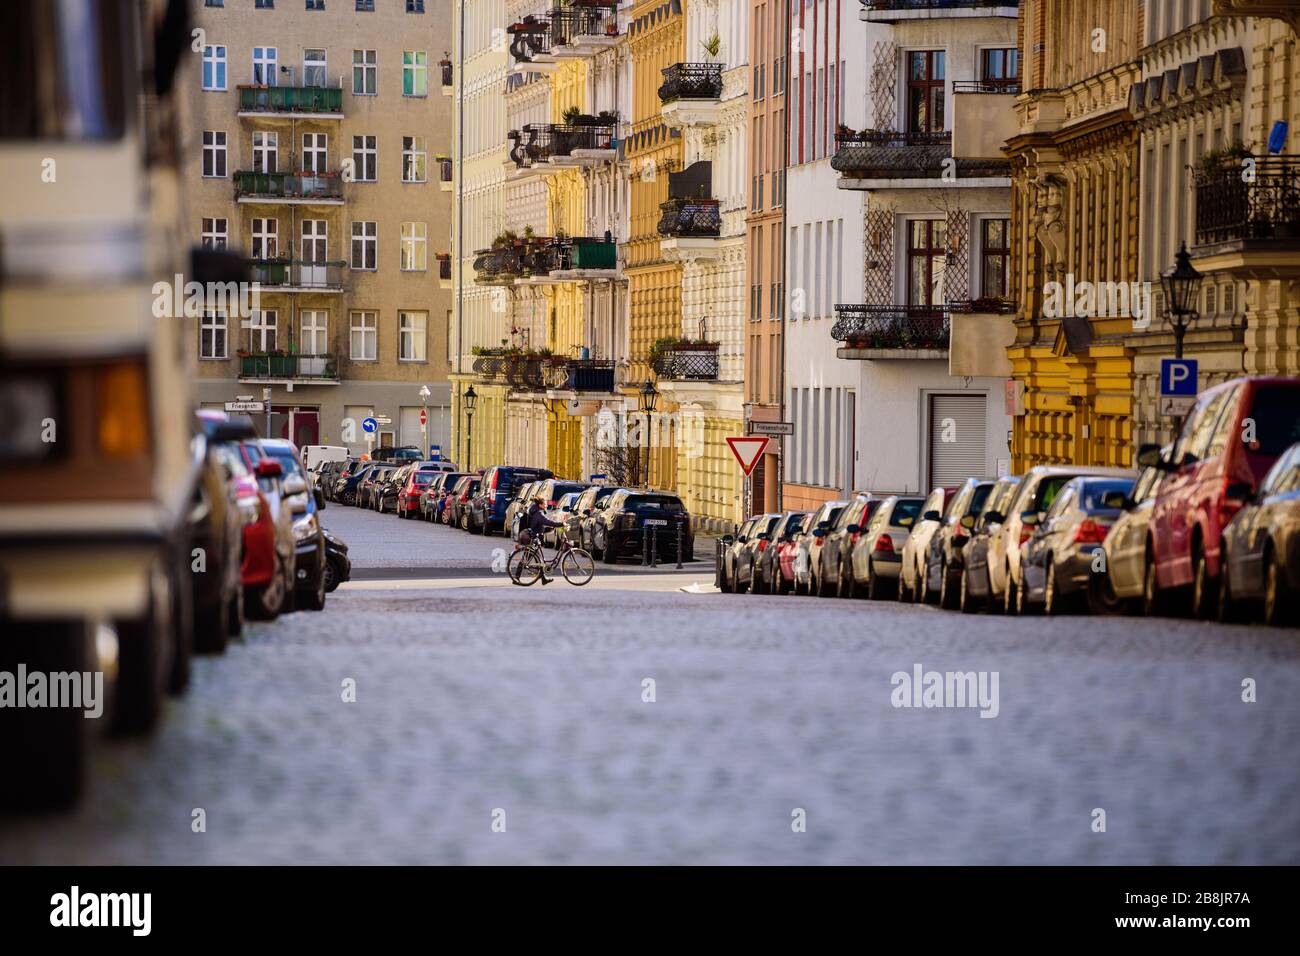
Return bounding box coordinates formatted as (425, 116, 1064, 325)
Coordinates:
(702, 33, 721, 61)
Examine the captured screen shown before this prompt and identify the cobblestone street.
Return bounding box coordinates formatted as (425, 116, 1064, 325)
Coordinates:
(3, 508, 1299, 865)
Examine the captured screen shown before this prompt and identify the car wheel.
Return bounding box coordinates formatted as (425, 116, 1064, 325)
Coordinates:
(1016, 574, 1038, 616)
(959, 567, 979, 614)
(1142, 548, 1165, 618)
(246, 554, 286, 622)
(194, 587, 230, 655)
(866, 560, 886, 601)
(1003, 567, 1018, 615)
(298, 564, 327, 612)
(940, 562, 960, 611)
(603, 535, 620, 565)
(460, 510, 469, 531)
(1216, 545, 1242, 624)
(1087, 569, 1126, 617)
(1190, 542, 1218, 620)
(114, 570, 171, 736)
(1043, 557, 1059, 616)
(0, 619, 92, 810)
(1263, 544, 1293, 627)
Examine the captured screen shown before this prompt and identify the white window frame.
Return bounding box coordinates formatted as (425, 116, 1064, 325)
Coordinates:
(351, 220, 377, 271)
(403, 50, 427, 97)
(252, 46, 278, 85)
(201, 130, 227, 178)
(352, 134, 376, 181)
(252, 130, 277, 173)
(401, 135, 427, 183)
(251, 218, 278, 259)
(201, 217, 228, 249)
(302, 132, 328, 173)
(200, 310, 228, 359)
(202, 45, 227, 91)
(350, 310, 377, 361)
(303, 49, 327, 89)
(353, 49, 377, 95)
(246, 309, 278, 351)
(399, 311, 427, 362)
(300, 310, 328, 355)
(400, 222, 427, 271)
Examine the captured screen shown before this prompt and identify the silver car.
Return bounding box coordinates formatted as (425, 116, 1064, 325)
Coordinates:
(1100, 464, 1166, 612)
(848, 495, 924, 600)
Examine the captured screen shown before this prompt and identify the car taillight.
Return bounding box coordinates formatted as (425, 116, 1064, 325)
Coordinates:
(341, 471, 350, 478)
(874, 535, 893, 553)
(1073, 519, 1107, 544)
(849, 531, 861, 546)
(758, 539, 769, 552)
(1019, 529, 1033, 545)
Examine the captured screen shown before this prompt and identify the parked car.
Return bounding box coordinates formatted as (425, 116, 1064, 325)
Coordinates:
(397, 467, 438, 518)
(899, 486, 957, 604)
(988, 465, 1132, 613)
(535, 478, 591, 515)
(1019, 475, 1137, 615)
(504, 481, 541, 541)
(316, 459, 343, 501)
(731, 513, 783, 594)
(928, 479, 997, 610)
(755, 511, 811, 594)
(793, 501, 846, 594)
(849, 495, 924, 601)
(333, 459, 370, 505)
(241, 450, 300, 621)
(469, 465, 555, 534)
(1219, 441, 1300, 625)
(821, 495, 881, 598)
(358, 463, 396, 510)
(568, 485, 621, 551)
(376, 463, 414, 513)
(719, 515, 762, 592)
(190, 414, 252, 655)
(544, 492, 586, 546)
(594, 490, 692, 564)
(447, 476, 481, 529)
(301, 444, 348, 474)
(256, 439, 328, 612)
(577, 486, 624, 556)
(323, 528, 352, 593)
(1140, 376, 1300, 618)
(371, 445, 423, 463)
(422, 472, 469, 521)
(1098, 464, 1165, 614)
(957, 476, 1021, 613)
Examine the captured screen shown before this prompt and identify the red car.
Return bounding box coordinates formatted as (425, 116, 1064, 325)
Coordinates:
(774, 513, 812, 594)
(397, 469, 436, 518)
(1139, 376, 1300, 617)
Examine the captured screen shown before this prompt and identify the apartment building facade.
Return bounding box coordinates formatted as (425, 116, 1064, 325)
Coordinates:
(184, 0, 455, 455)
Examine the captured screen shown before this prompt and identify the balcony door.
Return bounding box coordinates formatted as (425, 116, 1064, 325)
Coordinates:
(252, 46, 278, 86)
(251, 218, 278, 260)
(906, 51, 945, 134)
(300, 311, 328, 374)
(907, 219, 947, 308)
(301, 133, 328, 174)
(301, 219, 327, 286)
(252, 131, 277, 174)
(303, 49, 326, 88)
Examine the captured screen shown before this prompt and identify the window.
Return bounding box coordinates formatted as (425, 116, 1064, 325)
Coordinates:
(300, 311, 328, 355)
(907, 51, 945, 133)
(201, 130, 227, 177)
(980, 219, 1010, 299)
(401, 136, 427, 182)
(980, 47, 1020, 86)
(252, 130, 277, 173)
(400, 222, 427, 271)
(200, 311, 228, 359)
(201, 217, 228, 249)
(302, 132, 328, 173)
(407, 0, 425, 10)
(352, 134, 376, 181)
(252, 46, 277, 85)
(403, 51, 427, 97)
(350, 311, 377, 360)
(247, 310, 278, 351)
(306, 0, 324, 9)
(353, 50, 376, 95)
(301, 219, 327, 264)
(255, 0, 273, 8)
(206, 1, 224, 7)
(356, 0, 374, 9)
(303, 49, 326, 88)
(202, 45, 227, 90)
(399, 312, 427, 361)
(907, 220, 947, 306)
(351, 221, 377, 270)
(251, 218, 278, 258)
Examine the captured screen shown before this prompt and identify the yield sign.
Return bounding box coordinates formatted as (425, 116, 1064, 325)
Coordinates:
(726, 436, 769, 476)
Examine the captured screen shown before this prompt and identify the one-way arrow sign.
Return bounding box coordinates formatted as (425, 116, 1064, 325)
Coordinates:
(726, 436, 769, 476)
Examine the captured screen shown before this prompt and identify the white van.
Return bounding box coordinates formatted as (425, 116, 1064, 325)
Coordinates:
(301, 445, 349, 473)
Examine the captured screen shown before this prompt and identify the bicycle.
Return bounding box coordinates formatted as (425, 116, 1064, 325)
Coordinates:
(508, 534, 595, 587)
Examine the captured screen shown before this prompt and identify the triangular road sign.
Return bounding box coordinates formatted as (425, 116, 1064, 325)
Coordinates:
(726, 436, 769, 476)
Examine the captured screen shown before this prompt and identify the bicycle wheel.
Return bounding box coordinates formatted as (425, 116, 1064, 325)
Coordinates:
(508, 548, 541, 586)
(561, 548, 596, 586)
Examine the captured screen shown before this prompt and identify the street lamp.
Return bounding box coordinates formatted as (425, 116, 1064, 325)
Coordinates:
(463, 384, 477, 470)
(418, 384, 431, 458)
(638, 380, 658, 488)
(1161, 242, 1203, 360)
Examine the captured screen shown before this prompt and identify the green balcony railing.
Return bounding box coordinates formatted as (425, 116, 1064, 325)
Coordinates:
(569, 237, 617, 270)
(233, 170, 344, 201)
(246, 259, 347, 290)
(237, 85, 344, 115)
(238, 352, 340, 381)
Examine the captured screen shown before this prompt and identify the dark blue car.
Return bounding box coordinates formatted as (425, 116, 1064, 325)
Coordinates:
(467, 465, 554, 534)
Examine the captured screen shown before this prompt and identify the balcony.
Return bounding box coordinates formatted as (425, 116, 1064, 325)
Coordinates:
(238, 352, 340, 383)
(506, 17, 560, 73)
(237, 84, 344, 118)
(470, 350, 548, 390)
(233, 171, 344, 205)
(831, 128, 1010, 188)
(652, 346, 720, 381)
(550, 8, 621, 58)
(658, 197, 722, 261)
(246, 259, 347, 292)
(507, 122, 617, 176)
(545, 236, 620, 281)
(860, 0, 1020, 22)
(952, 84, 1020, 162)
(437, 254, 452, 290)
(1193, 156, 1300, 277)
(545, 358, 617, 395)
(472, 246, 523, 286)
(832, 305, 951, 359)
(658, 63, 724, 128)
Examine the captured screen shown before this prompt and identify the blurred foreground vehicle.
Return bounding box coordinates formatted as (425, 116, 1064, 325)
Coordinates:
(1219, 441, 1300, 625)
(0, 0, 202, 808)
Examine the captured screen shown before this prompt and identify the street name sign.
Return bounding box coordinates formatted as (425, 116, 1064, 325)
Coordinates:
(225, 401, 264, 412)
(748, 421, 794, 437)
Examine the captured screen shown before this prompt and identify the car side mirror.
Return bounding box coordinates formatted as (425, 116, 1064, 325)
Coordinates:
(737, 535, 748, 544)
(1225, 481, 1254, 503)
(1020, 511, 1039, 527)
(562, 506, 571, 513)
(923, 510, 940, 522)
(959, 514, 975, 529)
(846, 524, 860, 534)
(1136, 443, 1162, 468)
(983, 510, 1003, 525)
(721, 535, 734, 545)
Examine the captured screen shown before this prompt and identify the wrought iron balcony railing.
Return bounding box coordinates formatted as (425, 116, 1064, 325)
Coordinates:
(246, 259, 347, 290)
(239, 352, 340, 381)
(652, 348, 720, 381)
(471, 352, 547, 389)
(508, 122, 616, 167)
(952, 79, 1022, 94)
(507, 16, 553, 63)
(237, 85, 343, 115)
(1195, 156, 1300, 246)
(831, 129, 1012, 178)
(233, 171, 343, 201)
(472, 246, 524, 283)
(832, 305, 951, 351)
(835, 129, 952, 149)
(860, 0, 1019, 10)
(546, 359, 617, 392)
(657, 198, 722, 239)
(658, 63, 724, 104)
(521, 236, 619, 274)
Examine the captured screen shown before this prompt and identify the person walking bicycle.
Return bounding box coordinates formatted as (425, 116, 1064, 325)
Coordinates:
(525, 496, 564, 585)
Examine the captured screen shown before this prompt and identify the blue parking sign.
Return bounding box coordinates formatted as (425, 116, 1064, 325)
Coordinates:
(1160, 359, 1198, 397)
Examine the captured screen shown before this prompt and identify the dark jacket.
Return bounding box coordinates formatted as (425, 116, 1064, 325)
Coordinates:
(527, 502, 562, 536)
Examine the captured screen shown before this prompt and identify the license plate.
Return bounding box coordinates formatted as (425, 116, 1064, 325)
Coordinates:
(643, 518, 668, 527)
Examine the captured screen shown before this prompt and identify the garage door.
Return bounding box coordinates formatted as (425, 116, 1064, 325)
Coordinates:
(928, 394, 987, 486)
(399, 406, 423, 450)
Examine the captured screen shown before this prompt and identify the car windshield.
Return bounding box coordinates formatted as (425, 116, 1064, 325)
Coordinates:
(1034, 475, 1076, 512)
(1246, 385, 1300, 458)
(969, 484, 993, 514)
(1078, 478, 1135, 510)
(889, 499, 922, 525)
(412, 474, 433, 486)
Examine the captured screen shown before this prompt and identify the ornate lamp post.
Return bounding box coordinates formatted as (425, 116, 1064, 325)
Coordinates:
(1160, 242, 1204, 360)
(463, 384, 477, 470)
(638, 380, 658, 488)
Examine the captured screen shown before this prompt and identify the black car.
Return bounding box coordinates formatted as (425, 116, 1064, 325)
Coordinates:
(333, 458, 369, 505)
(929, 478, 996, 610)
(1020, 475, 1136, 615)
(359, 464, 396, 509)
(323, 528, 351, 592)
(468, 465, 554, 534)
(593, 490, 693, 564)
(371, 445, 423, 463)
(731, 512, 783, 593)
(568, 485, 621, 550)
(376, 463, 414, 513)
